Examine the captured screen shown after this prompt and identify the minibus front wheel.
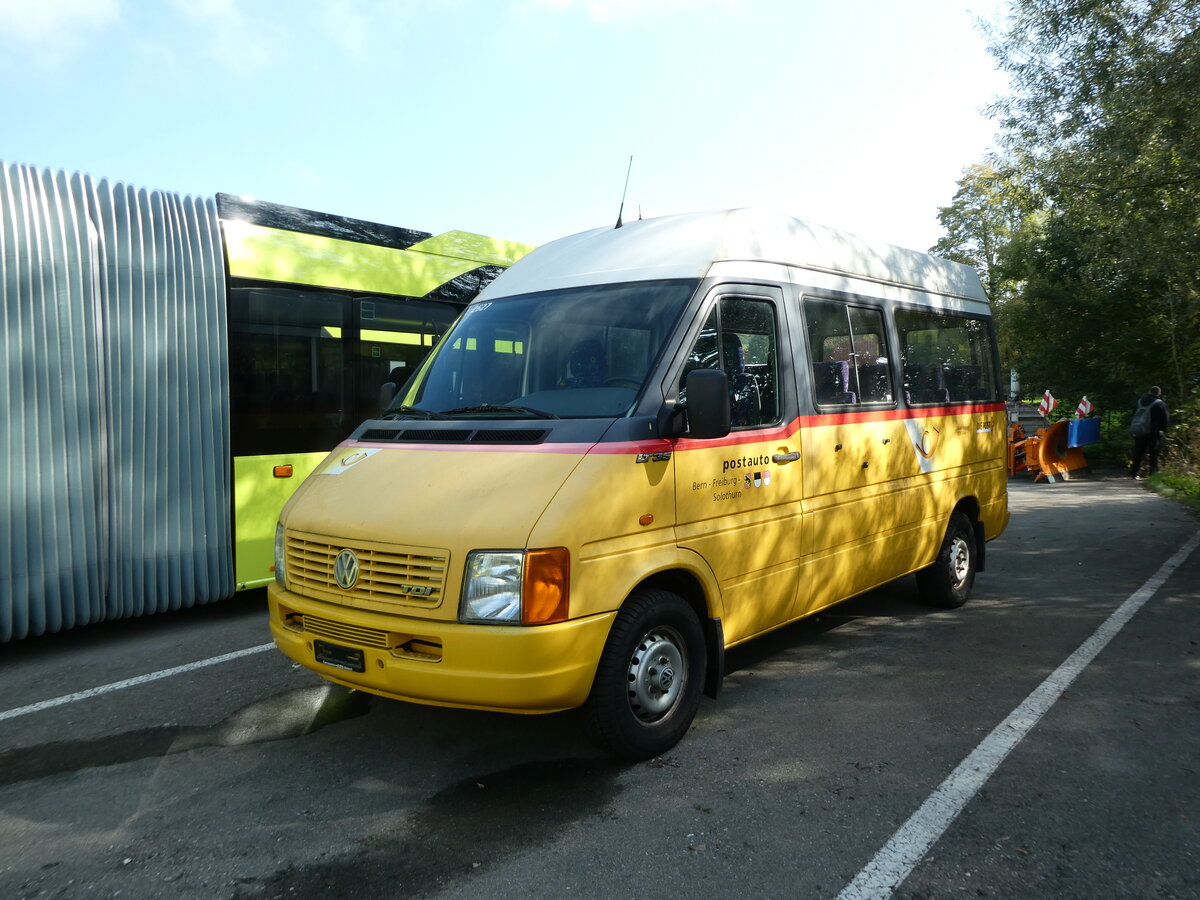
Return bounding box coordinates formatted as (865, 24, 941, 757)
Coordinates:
(584, 589, 707, 761)
(917, 511, 977, 609)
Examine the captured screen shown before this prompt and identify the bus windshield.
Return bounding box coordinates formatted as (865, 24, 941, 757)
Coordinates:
(394, 279, 697, 419)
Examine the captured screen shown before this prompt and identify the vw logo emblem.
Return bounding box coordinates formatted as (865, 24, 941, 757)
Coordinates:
(333, 549, 360, 590)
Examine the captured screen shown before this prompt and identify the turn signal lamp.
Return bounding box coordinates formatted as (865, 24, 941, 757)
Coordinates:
(522, 547, 570, 625)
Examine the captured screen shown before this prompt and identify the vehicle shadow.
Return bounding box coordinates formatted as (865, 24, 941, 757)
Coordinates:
(723, 576, 932, 676)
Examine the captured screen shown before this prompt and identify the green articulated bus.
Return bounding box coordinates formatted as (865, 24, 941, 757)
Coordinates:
(0, 162, 533, 641)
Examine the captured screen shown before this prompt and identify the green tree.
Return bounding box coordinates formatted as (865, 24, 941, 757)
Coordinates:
(930, 162, 1032, 305)
(985, 0, 1200, 406)
(934, 0, 1199, 464)
(930, 162, 1044, 378)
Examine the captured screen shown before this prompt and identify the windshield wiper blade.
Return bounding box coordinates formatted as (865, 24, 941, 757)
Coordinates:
(441, 404, 560, 420)
(382, 405, 450, 420)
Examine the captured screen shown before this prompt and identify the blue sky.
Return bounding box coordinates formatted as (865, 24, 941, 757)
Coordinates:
(0, 0, 1008, 252)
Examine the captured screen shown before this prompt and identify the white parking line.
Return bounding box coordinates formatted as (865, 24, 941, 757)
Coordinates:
(839, 528, 1200, 900)
(0, 642, 276, 724)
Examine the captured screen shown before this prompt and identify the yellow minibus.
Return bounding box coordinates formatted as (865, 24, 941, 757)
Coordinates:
(268, 209, 1009, 759)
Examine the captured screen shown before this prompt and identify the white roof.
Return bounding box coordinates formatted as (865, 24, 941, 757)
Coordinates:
(478, 208, 986, 303)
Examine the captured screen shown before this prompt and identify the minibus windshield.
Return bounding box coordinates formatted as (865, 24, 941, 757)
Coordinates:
(393, 279, 697, 419)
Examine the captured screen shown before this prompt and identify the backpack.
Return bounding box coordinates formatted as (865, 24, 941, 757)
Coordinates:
(1130, 401, 1155, 436)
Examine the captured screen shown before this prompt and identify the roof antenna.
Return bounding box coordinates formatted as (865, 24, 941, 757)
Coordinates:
(615, 155, 633, 229)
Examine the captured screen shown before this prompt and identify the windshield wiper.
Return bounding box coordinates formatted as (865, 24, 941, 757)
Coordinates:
(381, 405, 450, 420)
(441, 404, 560, 420)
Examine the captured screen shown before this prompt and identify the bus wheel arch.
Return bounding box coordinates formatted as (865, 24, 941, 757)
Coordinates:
(636, 569, 723, 700)
(916, 508, 978, 609)
(584, 586, 709, 760)
(952, 496, 986, 572)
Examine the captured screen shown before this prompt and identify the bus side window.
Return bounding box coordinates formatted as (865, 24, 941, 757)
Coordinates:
(895, 308, 1001, 404)
(804, 298, 894, 407)
(846, 306, 893, 403)
(228, 287, 347, 456)
(680, 296, 780, 427)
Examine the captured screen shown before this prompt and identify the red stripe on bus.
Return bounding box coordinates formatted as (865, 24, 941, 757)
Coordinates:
(346, 402, 1006, 456)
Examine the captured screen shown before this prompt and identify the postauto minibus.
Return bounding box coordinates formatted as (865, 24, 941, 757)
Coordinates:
(268, 209, 1009, 759)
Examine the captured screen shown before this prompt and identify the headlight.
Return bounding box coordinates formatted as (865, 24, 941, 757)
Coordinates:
(460, 548, 570, 625)
(461, 551, 523, 622)
(274, 522, 286, 588)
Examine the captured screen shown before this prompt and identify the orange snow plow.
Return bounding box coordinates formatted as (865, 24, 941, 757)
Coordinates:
(1008, 418, 1098, 482)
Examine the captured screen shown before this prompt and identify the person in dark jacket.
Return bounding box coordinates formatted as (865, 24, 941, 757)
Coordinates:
(1129, 386, 1170, 478)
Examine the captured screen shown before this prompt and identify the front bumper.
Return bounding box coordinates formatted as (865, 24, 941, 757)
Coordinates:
(268, 584, 615, 713)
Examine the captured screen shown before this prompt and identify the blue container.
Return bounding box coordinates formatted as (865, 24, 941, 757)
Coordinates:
(1068, 416, 1101, 448)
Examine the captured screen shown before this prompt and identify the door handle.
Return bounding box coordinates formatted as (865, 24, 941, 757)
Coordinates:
(772, 451, 801, 464)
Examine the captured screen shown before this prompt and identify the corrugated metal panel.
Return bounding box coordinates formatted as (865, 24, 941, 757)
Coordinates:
(0, 163, 233, 641)
(1, 165, 107, 640)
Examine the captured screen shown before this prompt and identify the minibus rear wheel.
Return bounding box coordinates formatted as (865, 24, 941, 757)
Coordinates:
(584, 590, 706, 761)
(917, 511, 976, 609)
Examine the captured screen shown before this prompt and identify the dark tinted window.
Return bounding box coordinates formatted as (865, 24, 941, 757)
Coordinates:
(229, 287, 348, 456)
(229, 287, 460, 454)
(895, 308, 1001, 405)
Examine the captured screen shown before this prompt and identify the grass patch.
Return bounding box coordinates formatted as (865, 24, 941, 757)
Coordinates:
(1147, 470, 1200, 514)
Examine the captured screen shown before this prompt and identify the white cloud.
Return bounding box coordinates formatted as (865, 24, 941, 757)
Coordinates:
(0, 0, 120, 63)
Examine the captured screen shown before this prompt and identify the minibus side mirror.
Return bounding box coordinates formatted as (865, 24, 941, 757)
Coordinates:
(685, 369, 731, 439)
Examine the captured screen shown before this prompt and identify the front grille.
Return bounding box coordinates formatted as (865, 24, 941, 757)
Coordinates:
(303, 614, 390, 648)
(285, 534, 449, 609)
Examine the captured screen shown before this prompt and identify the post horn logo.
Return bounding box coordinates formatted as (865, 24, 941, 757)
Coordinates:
(333, 549, 360, 590)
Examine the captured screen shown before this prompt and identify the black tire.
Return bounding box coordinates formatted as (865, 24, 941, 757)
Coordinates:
(584, 589, 706, 761)
(916, 511, 977, 609)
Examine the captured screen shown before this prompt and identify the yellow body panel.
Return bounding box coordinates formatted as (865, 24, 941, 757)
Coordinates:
(672, 426, 807, 644)
(795, 408, 1007, 615)
(281, 445, 587, 606)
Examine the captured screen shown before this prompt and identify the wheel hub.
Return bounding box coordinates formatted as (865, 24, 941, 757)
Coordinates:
(626, 629, 686, 722)
(950, 537, 971, 587)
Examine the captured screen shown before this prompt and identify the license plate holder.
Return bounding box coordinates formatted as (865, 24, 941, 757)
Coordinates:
(313, 639, 366, 673)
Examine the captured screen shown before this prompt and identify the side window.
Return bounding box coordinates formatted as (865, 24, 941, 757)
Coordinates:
(895, 308, 1001, 404)
(680, 295, 780, 427)
(228, 287, 348, 456)
(804, 298, 894, 406)
(229, 288, 467, 454)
